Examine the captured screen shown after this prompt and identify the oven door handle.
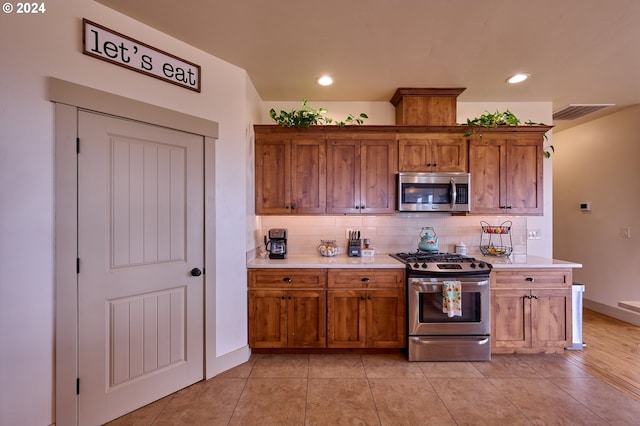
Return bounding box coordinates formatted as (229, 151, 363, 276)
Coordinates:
(409, 279, 489, 292)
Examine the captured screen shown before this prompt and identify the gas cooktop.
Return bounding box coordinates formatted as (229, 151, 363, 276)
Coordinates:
(389, 251, 492, 274)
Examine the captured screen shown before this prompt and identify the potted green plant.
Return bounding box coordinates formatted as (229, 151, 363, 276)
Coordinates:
(461, 109, 554, 158)
(269, 100, 368, 127)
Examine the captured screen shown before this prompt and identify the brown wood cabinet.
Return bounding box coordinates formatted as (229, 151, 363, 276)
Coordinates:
(326, 135, 397, 214)
(327, 269, 405, 348)
(248, 269, 326, 348)
(255, 131, 326, 214)
(469, 131, 546, 215)
(491, 268, 572, 354)
(398, 134, 468, 172)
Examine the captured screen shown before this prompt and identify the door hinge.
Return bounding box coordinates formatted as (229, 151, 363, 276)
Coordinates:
(76, 137, 80, 154)
(76, 258, 80, 274)
(76, 378, 80, 395)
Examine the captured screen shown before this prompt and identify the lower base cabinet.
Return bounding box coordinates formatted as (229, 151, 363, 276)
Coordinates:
(248, 268, 405, 350)
(491, 268, 572, 354)
(248, 289, 326, 348)
(248, 269, 326, 349)
(327, 289, 405, 348)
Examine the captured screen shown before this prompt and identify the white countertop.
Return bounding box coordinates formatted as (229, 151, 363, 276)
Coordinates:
(247, 253, 405, 269)
(484, 255, 582, 269)
(247, 253, 582, 270)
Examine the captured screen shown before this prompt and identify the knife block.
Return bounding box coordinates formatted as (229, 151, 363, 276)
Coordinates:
(348, 239, 361, 257)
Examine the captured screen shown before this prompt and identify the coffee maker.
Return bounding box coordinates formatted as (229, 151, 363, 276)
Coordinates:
(264, 228, 287, 259)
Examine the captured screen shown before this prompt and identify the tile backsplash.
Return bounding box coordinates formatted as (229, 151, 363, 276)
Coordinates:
(257, 214, 527, 258)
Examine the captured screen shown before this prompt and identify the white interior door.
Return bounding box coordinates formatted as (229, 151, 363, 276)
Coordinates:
(77, 111, 204, 424)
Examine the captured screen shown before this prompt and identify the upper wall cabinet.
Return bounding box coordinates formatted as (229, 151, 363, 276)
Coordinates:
(255, 127, 326, 214)
(468, 128, 550, 215)
(398, 134, 468, 172)
(326, 132, 397, 215)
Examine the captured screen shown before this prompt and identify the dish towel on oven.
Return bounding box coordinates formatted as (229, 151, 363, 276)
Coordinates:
(442, 281, 462, 317)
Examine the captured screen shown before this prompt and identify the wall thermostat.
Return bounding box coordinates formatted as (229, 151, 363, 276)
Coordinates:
(579, 202, 591, 211)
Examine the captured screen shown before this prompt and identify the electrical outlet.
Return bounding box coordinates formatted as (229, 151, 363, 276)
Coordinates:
(621, 227, 631, 239)
(527, 229, 542, 240)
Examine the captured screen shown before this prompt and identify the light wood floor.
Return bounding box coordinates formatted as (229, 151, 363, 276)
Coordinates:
(561, 308, 640, 402)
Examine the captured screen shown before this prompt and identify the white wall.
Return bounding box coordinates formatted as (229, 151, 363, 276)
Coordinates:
(0, 1, 251, 424)
(554, 105, 640, 324)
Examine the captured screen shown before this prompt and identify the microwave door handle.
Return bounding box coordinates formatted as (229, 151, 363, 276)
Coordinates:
(450, 178, 456, 210)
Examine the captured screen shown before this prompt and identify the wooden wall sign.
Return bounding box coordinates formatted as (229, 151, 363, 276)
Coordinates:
(82, 19, 201, 92)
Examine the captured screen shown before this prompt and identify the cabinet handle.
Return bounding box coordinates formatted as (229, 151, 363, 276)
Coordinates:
(361, 277, 370, 283)
(525, 277, 535, 282)
(282, 277, 292, 283)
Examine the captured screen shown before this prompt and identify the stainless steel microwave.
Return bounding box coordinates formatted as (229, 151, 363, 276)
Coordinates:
(397, 172, 471, 212)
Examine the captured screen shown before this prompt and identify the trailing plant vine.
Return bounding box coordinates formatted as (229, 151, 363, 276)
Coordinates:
(269, 100, 368, 128)
(461, 109, 554, 158)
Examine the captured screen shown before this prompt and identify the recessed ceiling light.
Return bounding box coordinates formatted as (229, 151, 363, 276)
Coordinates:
(317, 75, 333, 86)
(507, 73, 530, 84)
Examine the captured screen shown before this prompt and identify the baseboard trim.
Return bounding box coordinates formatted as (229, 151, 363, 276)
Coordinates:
(207, 345, 251, 379)
(584, 298, 640, 327)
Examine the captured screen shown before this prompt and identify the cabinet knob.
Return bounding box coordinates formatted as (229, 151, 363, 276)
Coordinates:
(360, 205, 365, 209)
(355, 205, 360, 209)
(532, 295, 539, 300)
(525, 277, 535, 282)
(282, 277, 292, 283)
(361, 277, 370, 283)
(360, 295, 366, 300)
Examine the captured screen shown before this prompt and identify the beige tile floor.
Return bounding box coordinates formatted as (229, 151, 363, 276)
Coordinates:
(107, 352, 640, 425)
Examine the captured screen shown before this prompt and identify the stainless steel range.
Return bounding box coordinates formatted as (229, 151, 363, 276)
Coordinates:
(390, 252, 492, 361)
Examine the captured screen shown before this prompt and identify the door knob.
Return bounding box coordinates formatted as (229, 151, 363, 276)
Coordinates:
(190, 268, 202, 277)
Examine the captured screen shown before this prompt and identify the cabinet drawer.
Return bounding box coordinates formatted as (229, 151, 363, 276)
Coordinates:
(491, 269, 572, 289)
(248, 268, 326, 289)
(328, 269, 405, 289)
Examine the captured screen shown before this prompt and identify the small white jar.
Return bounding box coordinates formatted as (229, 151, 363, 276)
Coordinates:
(455, 242, 467, 255)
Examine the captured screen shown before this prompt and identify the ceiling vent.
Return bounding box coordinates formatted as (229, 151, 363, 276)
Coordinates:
(553, 104, 614, 121)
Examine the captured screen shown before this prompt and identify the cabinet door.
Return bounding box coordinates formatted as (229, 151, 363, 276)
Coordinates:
(491, 289, 530, 350)
(469, 136, 543, 215)
(290, 139, 326, 214)
(366, 289, 406, 348)
(287, 290, 326, 348)
(430, 138, 468, 172)
(398, 136, 467, 172)
(326, 140, 360, 214)
(505, 137, 543, 215)
(360, 139, 396, 214)
(248, 290, 287, 348)
(327, 290, 367, 348)
(530, 288, 571, 349)
(255, 139, 291, 214)
(469, 139, 507, 214)
(398, 138, 430, 171)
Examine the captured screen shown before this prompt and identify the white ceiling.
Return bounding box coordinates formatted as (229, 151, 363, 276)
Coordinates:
(97, 0, 640, 128)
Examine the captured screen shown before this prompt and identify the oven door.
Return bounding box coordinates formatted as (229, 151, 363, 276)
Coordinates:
(408, 277, 490, 336)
